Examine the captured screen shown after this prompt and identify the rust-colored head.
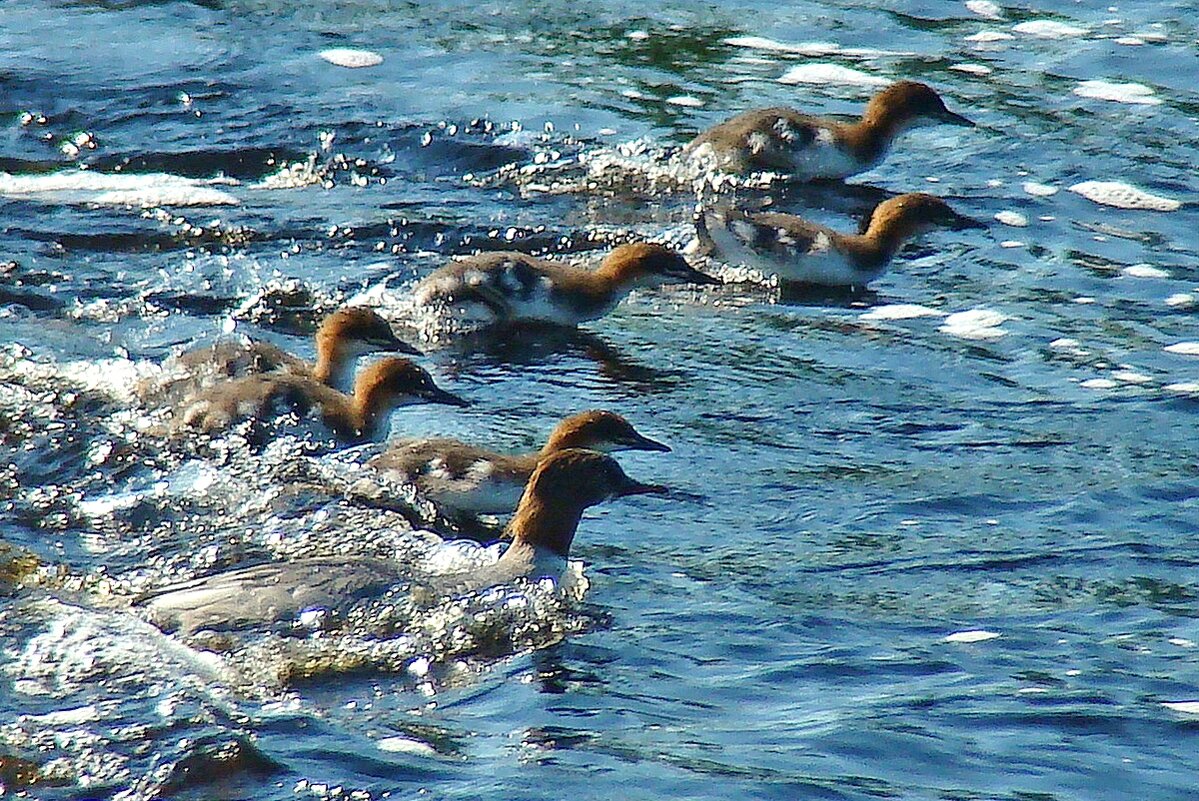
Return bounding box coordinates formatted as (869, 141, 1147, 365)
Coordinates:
(508, 449, 667, 555)
(318, 307, 420, 357)
(354, 357, 468, 410)
(863, 193, 985, 247)
(598, 242, 721, 288)
(864, 81, 974, 129)
(543, 410, 670, 455)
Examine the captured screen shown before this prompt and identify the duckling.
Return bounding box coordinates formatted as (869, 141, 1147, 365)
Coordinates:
(685, 81, 974, 179)
(178, 356, 467, 443)
(139, 449, 665, 635)
(145, 307, 418, 404)
(370, 410, 670, 520)
(412, 242, 720, 327)
(697, 193, 984, 287)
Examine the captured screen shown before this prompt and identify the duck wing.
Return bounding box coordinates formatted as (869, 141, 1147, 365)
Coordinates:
(138, 556, 405, 634)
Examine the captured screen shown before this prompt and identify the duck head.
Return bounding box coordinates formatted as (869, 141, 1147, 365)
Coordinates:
(542, 410, 671, 455)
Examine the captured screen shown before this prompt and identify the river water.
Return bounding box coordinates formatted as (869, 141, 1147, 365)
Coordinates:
(2, 1, 1197, 799)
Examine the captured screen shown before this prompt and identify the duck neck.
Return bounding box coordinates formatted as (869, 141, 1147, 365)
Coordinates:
(842, 107, 912, 167)
(858, 214, 912, 264)
(505, 496, 582, 559)
(312, 339, 354, 391)
(351, 384, 394, 440)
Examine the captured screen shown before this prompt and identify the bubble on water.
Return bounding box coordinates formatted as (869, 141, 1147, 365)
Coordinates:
(779, 64, 889, 87)
(965, 0, 1004, 20)
(665, 95, 704, 108)
(1162, 701, 1199, 715)
(1122, 264, 1169, 279)
(995, 210, 1028, 227)
(318, 48, 384, 68)
(859, 304, 944, 321)
(939, 308, 1009, 340)
(965, 30, 1014, 42)
(1164, 342, 1199, 356)
(1069, 181, 1180, 211)
(1013, 20, 1088, 38)
(0, 171, 240, 207)
(1074, 80, 1161, 105)
(949, 63, 993, 76)
(1080, 378, 1118, 390)
(945, 630, 1000, 643)
(1022, 181, 1058, 197)
(1165, 293, 1195, 309)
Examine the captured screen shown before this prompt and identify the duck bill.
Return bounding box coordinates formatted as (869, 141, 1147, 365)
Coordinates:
(949, 212, 987, 231)
(424, 387, 470, 407)
(616, 478, 669, 497)
(941, 109, 976, 128)
(679, 267, 722, 286)
(376, 334, 423, 357)
(626, 433, 671, 453)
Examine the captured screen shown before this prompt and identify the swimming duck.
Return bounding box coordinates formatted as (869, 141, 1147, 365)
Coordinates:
(697, 192, 984, 287)
(146, 307, 418, 403)
(139, 449, 665, 635)
(685, 81, 974, 179)
(411, 242, 720, 327)
(370, 410, 670, 519)
(177, 356, 467, 443)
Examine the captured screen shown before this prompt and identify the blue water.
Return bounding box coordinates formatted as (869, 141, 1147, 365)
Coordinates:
(2, 1, 1198, 799)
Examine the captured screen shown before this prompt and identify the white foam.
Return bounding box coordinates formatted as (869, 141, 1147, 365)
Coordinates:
(723, 37, 906, 58)
(995, 210, 1028, 227)
(859, 304, 944, 321)
(965, 31, 1014, 42)
(1163, 701, 1199, 715)
(945, 629, 1000, 643)
(1023, 181, 1058, 197)
(0, 171, 239, 207)
(1069, 181, 1180, 212)
(1080, 378, 1118, 390)
(1165, 342, 1199, 356)
(1113, 370, 1152, 384)
(1123, 264, 1169, 279)
(1170, 638, 1197, 648)
(1165, 293, 1195, 308)
(1164, 382, 1199, 395)
(940, 308, 1009, 340)
(666, 95, 705, 108)
(318, 48, 384, 68)
(376, 736, 437, 756)
(1013, 20, 1088, 38)
(949, 63, 993, 76)
(1073, 80, 1161, 105)
(965, 0, 1005, 20)
(779, 64, 889, 88)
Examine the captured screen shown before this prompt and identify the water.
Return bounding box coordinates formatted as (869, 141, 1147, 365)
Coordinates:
(2, 1, 1198, 798)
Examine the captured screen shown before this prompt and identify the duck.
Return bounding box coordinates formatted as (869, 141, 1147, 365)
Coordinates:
(411, 242, 720, 328)
(177, 356, 467, 443)
(370, 410, 670, 520)
(696, 192, 984, 287)
(684, 81, 974, 180)
(139, 449, 665, 635)
(144, 307, 419, 403)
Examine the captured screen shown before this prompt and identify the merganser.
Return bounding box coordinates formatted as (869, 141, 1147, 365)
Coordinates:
(685, 81, 975, 179)
(411, 242, 720, 327)
(370, 410, 670, 519)
(139, 449, 665, 635)
(177, 356, 467, 443)
(697, 192, 984, 287)
(146, 307, 419, 402)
